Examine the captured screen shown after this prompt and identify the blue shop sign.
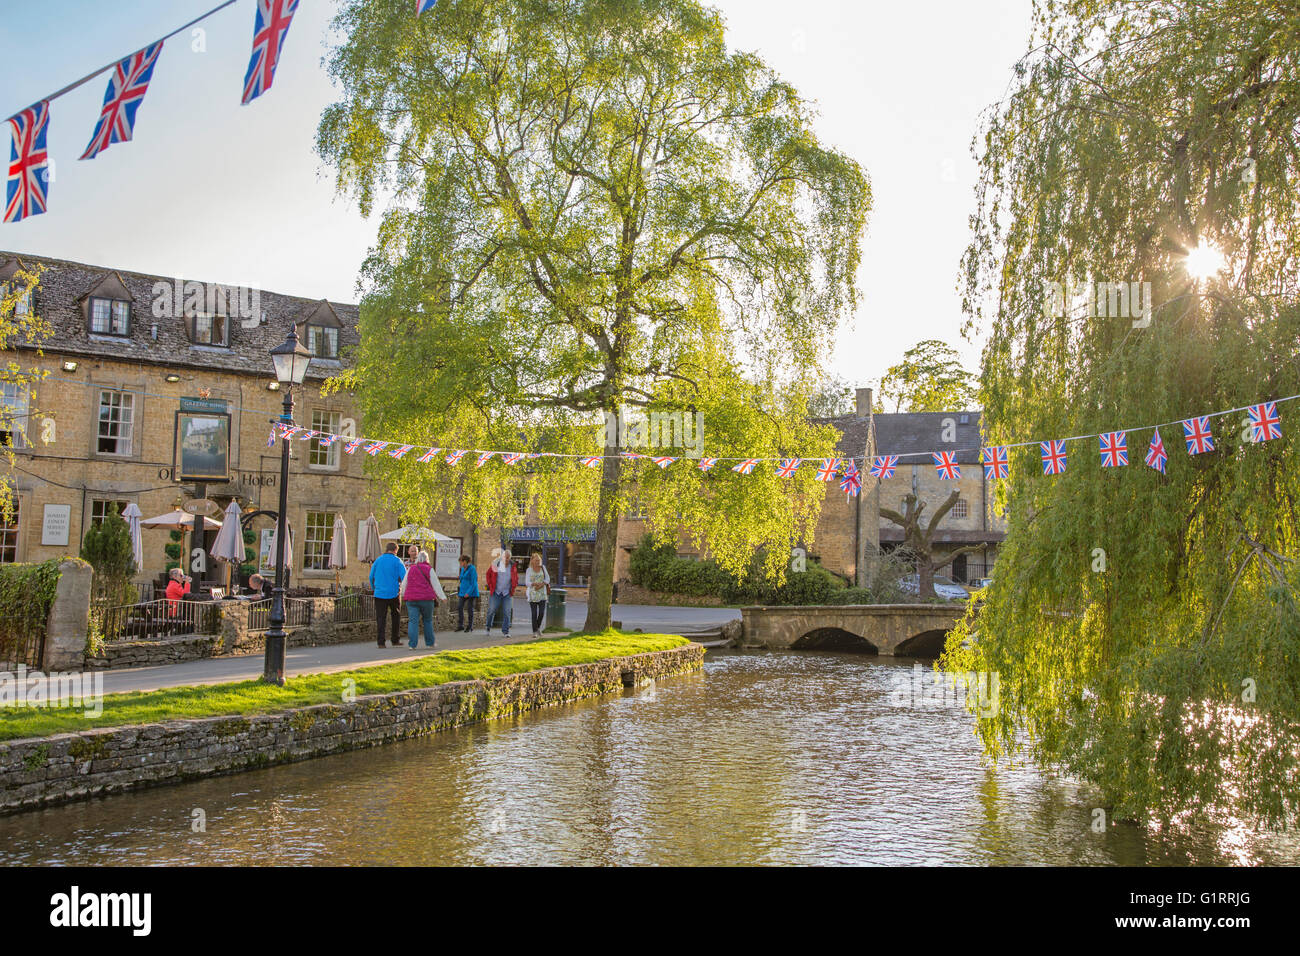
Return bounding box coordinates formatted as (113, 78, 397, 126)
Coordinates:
(508, 526, 597, 543)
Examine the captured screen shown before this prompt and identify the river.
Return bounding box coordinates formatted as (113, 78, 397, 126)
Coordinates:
(2, 650, 1296, 865)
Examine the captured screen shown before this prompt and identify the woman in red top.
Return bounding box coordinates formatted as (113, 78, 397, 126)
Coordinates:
(403, 550, 446, 648)
(164, 568, 192, 617)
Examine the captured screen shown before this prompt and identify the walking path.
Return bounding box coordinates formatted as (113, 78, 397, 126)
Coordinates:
(95, 599, 739, 695)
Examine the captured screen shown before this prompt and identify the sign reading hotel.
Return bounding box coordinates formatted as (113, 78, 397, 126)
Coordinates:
(173, 397, 232, 483)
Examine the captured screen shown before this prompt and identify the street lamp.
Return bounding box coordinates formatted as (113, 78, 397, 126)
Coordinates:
(263, 325, 313, 685)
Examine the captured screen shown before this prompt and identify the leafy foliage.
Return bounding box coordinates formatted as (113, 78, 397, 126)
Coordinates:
(0, 266, 50, 509)
(0, 559, 62, 666)
(81, 504, 138, 607)
(945, 0, 1300, 827)
(317, 0, 869, 630)
(877, 339, 976, 413)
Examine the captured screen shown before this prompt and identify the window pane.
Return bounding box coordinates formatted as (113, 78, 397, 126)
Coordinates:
(91, 298, 111, 333)
(111, 300, 130, 335)
(324, 327, 338, 356)
(97, 390, 134, 455)
(0, 498, 18, 564)
(0, 383, 28, 449)
(91, 500, 129, 525)
(195, 314, 212, 342)
(309, 410, 340, 468)
(303, 511, 336, 571)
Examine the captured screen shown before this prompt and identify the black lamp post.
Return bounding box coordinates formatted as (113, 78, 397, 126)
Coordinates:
(263, 325, 313, 685)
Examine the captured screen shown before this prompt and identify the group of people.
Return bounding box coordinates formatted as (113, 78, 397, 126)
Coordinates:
(367, 543, 552, 650)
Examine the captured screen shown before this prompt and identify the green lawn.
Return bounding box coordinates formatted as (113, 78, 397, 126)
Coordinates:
(0, 632, 690, 742)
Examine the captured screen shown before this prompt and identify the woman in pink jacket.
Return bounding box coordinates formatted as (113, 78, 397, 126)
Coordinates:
(404, 550, 446, 648)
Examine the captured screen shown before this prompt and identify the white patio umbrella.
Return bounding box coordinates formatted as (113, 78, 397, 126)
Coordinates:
(358, 513, 381, 563)
(209, 501, 245, 592)
(121, 503, 144, 576)
(380, 524, 453, 542)
(328, 514, 348, 592)
(140, 509, 222, 531)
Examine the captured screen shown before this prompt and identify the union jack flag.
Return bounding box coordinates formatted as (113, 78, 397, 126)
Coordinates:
(5, 102, 51, 224)
(933, 451, 961, 480)
(267, 427, 277, 448)
(274, 422, 300, 440)
(1099, 431, 1128, 468)
(580, 456, 602, 468)
(296, 430, 319, 441)
(417, 0, 439, 13)
(502, 453, 524, 465)
(1144, 429, 1167, 473)
(776, 458, 802, 478)
(417, 447, 441, 463)
(1040, 439, 1067, 476)
(732, 459, 759, 475)
(621, 451, 647, 460)
(652, 456, 677, 469)
(1247, 402, 1281, 443)
(697, 458, 718, 471)
(242, 0, 301, 105)
(388, 444, 414, 459)
(445, 450, 468, 465)
(840, 462, 862, 497)
(869, 456, 899, 479)
(81, 42, 164, 161)
(476, 452, 496, 468)
(317, 434, 336, 447)
(343, 438, 365, 455)
(981, 446, 1009, 480)
(1182, 417, 1215, 455)
(364, 441, 389, 456)
(816, 458, 840, 481)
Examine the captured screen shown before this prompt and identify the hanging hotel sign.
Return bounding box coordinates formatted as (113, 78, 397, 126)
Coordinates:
(173, 397, 232, 483)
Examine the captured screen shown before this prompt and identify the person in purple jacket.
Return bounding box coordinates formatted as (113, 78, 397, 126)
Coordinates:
(403, 550, 447, 649)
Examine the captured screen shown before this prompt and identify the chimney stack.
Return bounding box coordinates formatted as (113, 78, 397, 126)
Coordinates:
(855, 387, 873, 416)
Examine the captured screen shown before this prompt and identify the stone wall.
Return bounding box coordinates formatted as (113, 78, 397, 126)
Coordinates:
(42, 559, 92, 672)
(0, 643, 705, 814)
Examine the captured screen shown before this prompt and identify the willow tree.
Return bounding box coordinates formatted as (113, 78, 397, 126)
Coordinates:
(947, 0, 1300, 827)
(318, 0, 869, 630)
(0, 265, 48, 509)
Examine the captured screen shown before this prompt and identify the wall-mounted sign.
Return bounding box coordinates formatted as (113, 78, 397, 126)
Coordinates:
(173, 399, 232, 483)
(40, 504, 71, 547)
(182, 498, 220, 517)
(508, 526, 597, 543)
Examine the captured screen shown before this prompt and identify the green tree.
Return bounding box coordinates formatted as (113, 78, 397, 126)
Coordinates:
(318, 0, 870, 631)
(806, 374, 855, 418)
(0, 266, 49, 509)
(81, 504, 138, 606)
(947, 0, 1300, 827)
(877, 339, 975, 412)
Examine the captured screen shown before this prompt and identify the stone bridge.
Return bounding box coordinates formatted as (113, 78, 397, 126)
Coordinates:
(739, 604, 968, 657)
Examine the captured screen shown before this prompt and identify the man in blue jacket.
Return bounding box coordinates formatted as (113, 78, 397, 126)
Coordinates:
(369, 541, 406, 648)
(456, 554, 480, 632)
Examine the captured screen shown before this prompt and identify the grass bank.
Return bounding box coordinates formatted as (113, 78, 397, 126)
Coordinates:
(0, 631, 689, 742)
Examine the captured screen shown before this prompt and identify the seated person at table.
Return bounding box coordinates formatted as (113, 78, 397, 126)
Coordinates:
(244, 573, 271, 600)
(165, 568, 192, 616)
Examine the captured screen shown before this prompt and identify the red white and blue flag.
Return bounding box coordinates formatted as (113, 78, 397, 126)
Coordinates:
(242, 0, 300, 105)
(296, 430, 319, 442)
(317, 433, 336, 447)
(1099, 431, 1128, 468)
(5, 102, 51, 223)
(1182, 417, 1215, 455)
(81, 42, 164, 161)
(1145, 429, 1167, 473)
(869, 456, 899, 479)
(476, 452, 496, 468)
(580, 456, 602, 468)
(698, 458, 719, 471)
(274, 422, 301, 441)
(933, 451, 961, 480)
(1247, 402, 1281, 443)
(417, 0, 439, 13)
(732, 459, 759, 475)
(839, 462, 862, 498)
(776, 458, 801, 478)
(816, 458, 840, 481)
(388, 445, 414, 459)
(502, 453, 524, 465)
(417, 447, 441, 463)
(1040, 439, 1067, 475)
(652, 456, 677, 469)
(343, 438, 365, 455)
(445, 450, 468, 465)
(980, 446, 1009, 480)
(364, 441, 389, 456)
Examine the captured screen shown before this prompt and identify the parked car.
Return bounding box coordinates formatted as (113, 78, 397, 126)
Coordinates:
(898, 574, 971, 601)
(967, 577, 994, 596)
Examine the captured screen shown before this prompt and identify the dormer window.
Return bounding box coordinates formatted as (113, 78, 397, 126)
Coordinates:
(191, 312, 229, 346)
(90, 296, 131, 336)
(306, 324, 338, 358)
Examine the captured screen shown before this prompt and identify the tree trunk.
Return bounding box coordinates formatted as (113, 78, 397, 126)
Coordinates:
(584, 449, 624, 633)
(918, 559, 936, 600)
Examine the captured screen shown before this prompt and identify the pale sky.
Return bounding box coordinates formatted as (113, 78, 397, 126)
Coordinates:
(0, 0, 1035, 390)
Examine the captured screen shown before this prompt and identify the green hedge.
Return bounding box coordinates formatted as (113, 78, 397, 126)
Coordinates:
(0, 559, 62, 665)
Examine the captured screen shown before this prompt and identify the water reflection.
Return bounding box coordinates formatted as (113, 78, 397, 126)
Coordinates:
(1, 652, 1296, 865)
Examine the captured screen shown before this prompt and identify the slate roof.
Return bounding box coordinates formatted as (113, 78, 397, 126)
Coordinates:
(1, 251, 359, 382)
(874, 410, 984, 463)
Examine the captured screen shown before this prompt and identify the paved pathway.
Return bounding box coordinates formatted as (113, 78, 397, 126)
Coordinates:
(96, 600, 738, 695)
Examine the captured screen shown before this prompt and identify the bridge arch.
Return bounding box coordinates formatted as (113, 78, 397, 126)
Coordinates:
(894, 628, 950, 658)
(790, 627, 879, 654)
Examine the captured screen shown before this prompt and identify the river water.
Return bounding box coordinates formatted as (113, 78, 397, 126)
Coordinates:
(2, 651, 1297, 866)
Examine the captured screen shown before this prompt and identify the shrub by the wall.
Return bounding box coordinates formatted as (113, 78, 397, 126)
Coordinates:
(0, 559, 62, 665)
